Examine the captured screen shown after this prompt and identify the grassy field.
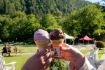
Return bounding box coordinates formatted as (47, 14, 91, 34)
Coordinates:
(81, 49, 91, 54)
(0, 44, 37, 70)
(4, 54, 30, 70)
(98, 49, 104, 59)
(81, 48, 104, 59)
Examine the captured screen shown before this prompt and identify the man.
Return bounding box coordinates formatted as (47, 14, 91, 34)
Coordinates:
(22, 29, 52, 70)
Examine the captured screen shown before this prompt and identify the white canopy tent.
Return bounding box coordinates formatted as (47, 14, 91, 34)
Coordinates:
(64, 33, 75, 45)
(64, 33, 74, 39)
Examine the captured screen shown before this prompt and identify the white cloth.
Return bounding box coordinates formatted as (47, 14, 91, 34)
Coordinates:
(97, 61, 105, 70)
(79, 57, 96, 70)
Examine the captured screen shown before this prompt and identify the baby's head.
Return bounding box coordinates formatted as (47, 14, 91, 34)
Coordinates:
(34, 29, 49, 48)
(50, 29, 65, 47)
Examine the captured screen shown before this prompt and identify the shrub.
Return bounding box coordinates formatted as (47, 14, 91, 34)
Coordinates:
(50, 59, 69, 70)
(96, 41, 105, 48)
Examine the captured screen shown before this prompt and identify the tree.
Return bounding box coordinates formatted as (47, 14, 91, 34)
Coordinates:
(0, 0, 90, 17)
(79, 5, 105, 36)
(40, 13, 62, 31)
(62, 10, 82, 36)
(0, 11, 40, 42)
(11, 11, 40, 42)
(0, 15, 13, 41)
(0, 0, 5, 14)
(62, 4, 105, 39)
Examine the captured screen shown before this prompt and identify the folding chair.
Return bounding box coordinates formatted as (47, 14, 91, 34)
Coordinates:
(85, 48, 99, 68)
(0, 55, 16, 70)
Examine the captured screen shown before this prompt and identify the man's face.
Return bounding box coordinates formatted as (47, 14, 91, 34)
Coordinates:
(50, 39, 64, 47)
(35, 40, 49, 48)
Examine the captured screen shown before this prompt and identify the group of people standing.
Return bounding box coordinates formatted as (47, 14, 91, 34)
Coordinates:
(2, 44, 17, 56)
(22, 29, 105, 70)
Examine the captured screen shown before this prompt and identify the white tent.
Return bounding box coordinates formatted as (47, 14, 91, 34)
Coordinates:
(64, 33, 74, 39)
(64, 33, 74, 45)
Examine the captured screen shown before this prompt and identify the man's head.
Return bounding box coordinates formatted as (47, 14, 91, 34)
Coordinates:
(50, 29, 65, 47)
(34, 29, 49, 48)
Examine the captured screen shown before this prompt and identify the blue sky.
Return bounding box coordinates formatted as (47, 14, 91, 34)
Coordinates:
(87, 0, 102, 3)
(86, 0, 105, 6)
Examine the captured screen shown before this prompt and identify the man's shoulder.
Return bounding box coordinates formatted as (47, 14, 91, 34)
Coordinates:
(22, 55, 37, 70)
(64, 43, 73, 48)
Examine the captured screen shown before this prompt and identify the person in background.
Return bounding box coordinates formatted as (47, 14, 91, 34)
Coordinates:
(22, 29, 52, 70)
(49, 29, 96, 70)
(14, 46, 18, 55)
(7, 44, 11, 56)
(2, 44, 8, 56)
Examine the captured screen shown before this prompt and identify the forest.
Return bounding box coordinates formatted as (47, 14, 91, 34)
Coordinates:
(0, 0, 105, 42)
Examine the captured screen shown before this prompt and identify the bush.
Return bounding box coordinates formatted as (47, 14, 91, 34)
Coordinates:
(96, 41, 105, 48)
(50, 59, 69, 70)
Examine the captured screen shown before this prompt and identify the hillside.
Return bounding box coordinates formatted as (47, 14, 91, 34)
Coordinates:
(0, 0, 90, 16)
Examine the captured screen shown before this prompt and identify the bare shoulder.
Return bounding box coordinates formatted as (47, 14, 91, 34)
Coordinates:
(22, 55, 37, 70)
(63, 43, 71, 48)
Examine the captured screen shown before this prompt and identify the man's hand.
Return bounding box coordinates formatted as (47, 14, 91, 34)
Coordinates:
(22, 47, 53, 70)
(37, 48, 53, 69)
(60, 44, 85, 69)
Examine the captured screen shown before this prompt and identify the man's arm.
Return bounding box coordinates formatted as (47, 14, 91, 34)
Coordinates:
(61, 44, 96, 70)
(22, 48, 52, 70)
(79, 57, 96, 70)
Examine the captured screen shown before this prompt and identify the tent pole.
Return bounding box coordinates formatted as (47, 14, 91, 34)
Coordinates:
(88, 40, 89, 44)
(65, 39, 66, 43)
(73, 40, 74, 45)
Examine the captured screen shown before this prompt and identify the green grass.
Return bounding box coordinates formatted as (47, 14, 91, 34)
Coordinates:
(0, 44, 37, 53)
(98, 49, 104, 59)
(81, 49, 91, 54)
(0, 44, 38, 70)
(0, 44, 104, 70)
(81, 48, 104, 59)
(4, 54, 31, 70)
(15, 45, 37, 53)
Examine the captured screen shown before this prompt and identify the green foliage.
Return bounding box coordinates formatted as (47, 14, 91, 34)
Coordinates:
(94, 29, 105, 35)
(80, 5, 105, 36)
(3, 45, 37, 70)
(96, 41, 105, 48)
(0, 11, 40, 42)
(40, 13, 62, 31)
(0, 0, 90, 16)
(62, 4, 105, 38)
(62, 10, 82, 36)
(0, 1, 105, 41)
(50, 60, 68, 70)
(0, 15, 12, 40)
